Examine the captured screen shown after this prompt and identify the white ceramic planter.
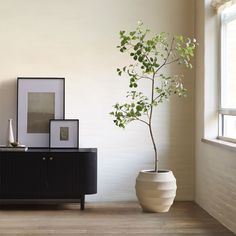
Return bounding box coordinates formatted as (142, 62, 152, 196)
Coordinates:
(135, 170, 177, 213)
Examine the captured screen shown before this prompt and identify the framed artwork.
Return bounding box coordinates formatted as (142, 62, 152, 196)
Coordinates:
(17, 77, 65, 148)
(49, 119, 79, 149)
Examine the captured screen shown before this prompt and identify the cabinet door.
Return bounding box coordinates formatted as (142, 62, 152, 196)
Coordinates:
(0, 152, 43, 198)
(44, 153, 76, 197)
(75, 152, 97, 194)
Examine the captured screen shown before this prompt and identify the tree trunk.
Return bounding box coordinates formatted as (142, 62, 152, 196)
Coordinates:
(148, 124, 158, 172)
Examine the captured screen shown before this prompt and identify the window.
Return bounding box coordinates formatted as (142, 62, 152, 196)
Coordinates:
(219, 5, 236, 142)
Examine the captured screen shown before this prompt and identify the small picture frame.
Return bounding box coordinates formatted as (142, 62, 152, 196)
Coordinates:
(49, 119, 79, 149)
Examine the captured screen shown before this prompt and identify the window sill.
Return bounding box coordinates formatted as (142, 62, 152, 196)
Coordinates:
(201, 138, 236, 152)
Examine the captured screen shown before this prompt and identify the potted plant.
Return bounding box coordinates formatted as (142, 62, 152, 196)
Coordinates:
(110, 22, 197, 212)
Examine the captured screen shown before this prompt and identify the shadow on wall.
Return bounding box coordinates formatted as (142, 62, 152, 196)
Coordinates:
(167, 74, 194, 200)
(152, 63, 194, 201)
(0, 79, 17, 145)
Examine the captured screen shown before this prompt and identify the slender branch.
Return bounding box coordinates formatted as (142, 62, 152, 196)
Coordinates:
(127, 67, 153, 81)
(148, 123, 158, 172)
(149, 72, 158, 172)
(165, 58, 180, 65)
(154, 37, 175, 74)
(144, 54, 152, 64)
(153, 93, 163, 102)
(137, 75, 153, 81)
(120, 108, 149, 126)
(125, 42, 136, 49)
(145, 110, 150, 120)
(135, 117, 149, 126)
(149, 78, 155, 124)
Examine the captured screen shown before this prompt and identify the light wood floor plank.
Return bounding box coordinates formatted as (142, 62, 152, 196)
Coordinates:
(0, 201, 234, 235)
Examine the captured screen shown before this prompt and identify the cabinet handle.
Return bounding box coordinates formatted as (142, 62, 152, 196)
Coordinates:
(42, 157, 46, 160)
(49, 157, 53, 160)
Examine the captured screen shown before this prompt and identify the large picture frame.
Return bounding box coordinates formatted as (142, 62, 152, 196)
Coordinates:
(17, 77, 65, 148)
(49, 119, 79, 149)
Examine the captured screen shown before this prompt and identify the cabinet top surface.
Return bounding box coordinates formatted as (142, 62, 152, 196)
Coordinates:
(0, 148, 97, 153)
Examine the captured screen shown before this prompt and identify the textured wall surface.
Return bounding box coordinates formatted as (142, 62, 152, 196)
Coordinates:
(0, 0, 195, 202)
(195, 0, 236, 234)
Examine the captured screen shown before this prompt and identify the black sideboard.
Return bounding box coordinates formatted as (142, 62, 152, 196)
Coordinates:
(0, 148, 97, 210)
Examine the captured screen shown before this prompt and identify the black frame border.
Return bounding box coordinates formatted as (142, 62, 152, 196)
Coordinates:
(49, 119, 79, 149)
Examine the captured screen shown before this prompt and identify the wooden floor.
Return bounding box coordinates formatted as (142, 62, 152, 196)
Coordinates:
(0, 201, 234, 236)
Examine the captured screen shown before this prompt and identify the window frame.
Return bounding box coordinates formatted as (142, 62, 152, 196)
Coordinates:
(218, 5, 236, 143)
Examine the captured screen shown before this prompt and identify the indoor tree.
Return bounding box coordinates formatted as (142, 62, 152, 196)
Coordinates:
(110, 22, 197, 172)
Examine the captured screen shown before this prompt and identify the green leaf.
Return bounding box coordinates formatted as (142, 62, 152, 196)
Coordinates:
(130, 31, 136, 36)
(121, 40, 126, 46)
(120, 30, 125, 36)
(138, 56, 144, 62)
(134, 44, 139, 51)
(136, 105, 142, 111)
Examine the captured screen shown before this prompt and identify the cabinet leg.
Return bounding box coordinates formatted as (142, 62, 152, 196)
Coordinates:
(80, 195, 85, 210)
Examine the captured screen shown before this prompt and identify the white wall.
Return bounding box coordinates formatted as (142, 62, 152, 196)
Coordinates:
(195, 0, 236, 234)
(0, 0, 195, 201)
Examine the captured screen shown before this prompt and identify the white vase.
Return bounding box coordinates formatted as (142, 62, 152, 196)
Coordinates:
(135, 169, 177, 213)
(8, 119, 14, 146)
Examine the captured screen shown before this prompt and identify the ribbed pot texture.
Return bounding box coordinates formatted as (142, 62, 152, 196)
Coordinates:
(135, 170, 177, 213)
